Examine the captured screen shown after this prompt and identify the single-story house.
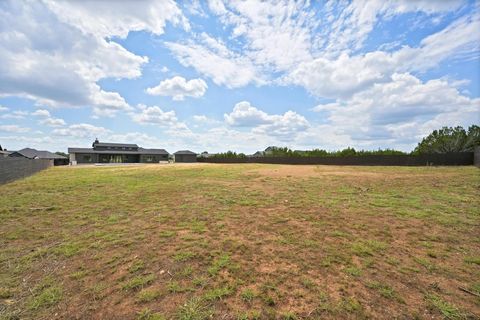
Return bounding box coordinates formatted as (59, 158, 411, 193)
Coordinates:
(174, 150, 197, 163)
(68, 139, 169, 164)
(9, 148, 68, 165)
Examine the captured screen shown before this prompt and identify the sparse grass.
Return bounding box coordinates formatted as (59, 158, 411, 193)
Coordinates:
(1, 164, 479, 318)
(137, 288, 162, 303)
(136, 308, 166, 320)
(207, 254, 230, 276)
(426, 294, 465, 320)
(174, 251, 196, 262)
(122, 275, 155, 291)
(177, 297, 212, 320)
(241, 288, 256, 302)
(28, 277, 63, 310)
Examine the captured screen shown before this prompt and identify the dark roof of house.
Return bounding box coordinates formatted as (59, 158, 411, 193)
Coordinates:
(94, 142, 138, 148)
(68, 147, 169, 155)
(12, 148, 67, 159)
(174, 150, 197, 155)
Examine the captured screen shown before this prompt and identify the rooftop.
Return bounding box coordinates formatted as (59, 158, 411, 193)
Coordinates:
(174, 150, 197, 155)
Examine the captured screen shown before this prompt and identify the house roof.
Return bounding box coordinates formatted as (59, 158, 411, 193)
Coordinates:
(12, 148, 67, 159)
(174, 150, 197, 155)
(94, 142, 138, 148)
(68, 147, 169, 155)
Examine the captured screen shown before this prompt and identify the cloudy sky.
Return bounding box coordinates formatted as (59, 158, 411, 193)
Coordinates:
(0, 0, 479, 154)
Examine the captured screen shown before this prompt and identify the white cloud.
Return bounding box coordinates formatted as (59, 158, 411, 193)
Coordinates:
(224, 101, 309, 140)
(0, 110, 29, 119)
(165, 33, 264, 88)
(53, 123, 111, 139)
(288, 11, 480, 99)
(31, 109, 66, 127)
(319, 0, 464, 56)
(0, 1, 194, 149)
(0, 124, 30, 133)
(45, 0, 189, 38)
(312, 73, 480, 147)
(0, 106, 8, 112)
(146, 76, 208, 100)
(31, 109, 51, 117)
(40, 117, 66, 127)
(131, 105, 191, 133)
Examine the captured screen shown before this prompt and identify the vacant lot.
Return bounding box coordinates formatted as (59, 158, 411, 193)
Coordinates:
(0, 164, 479, 319)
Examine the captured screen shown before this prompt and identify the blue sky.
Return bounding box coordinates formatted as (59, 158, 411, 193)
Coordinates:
(0, 0, 479, 154)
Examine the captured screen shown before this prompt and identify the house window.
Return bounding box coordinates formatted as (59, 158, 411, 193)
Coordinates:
(83, 155, 91, 162)
(145, 155, 154, 162)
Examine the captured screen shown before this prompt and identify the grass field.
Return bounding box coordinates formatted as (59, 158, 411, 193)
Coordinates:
(0, 164, 479, 319)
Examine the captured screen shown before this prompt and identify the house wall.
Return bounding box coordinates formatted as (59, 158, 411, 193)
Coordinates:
(174, 154, 197, 163)
(140, 154, 168, 163)
(74, 153, 98, 164)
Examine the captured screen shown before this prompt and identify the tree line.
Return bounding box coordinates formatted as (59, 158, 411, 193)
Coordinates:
(208, 125, 479, 159)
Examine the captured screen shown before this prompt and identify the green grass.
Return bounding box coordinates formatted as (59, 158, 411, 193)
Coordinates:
(0, 164, 478, 319)
(426, 294, 465, 320)
(122, 275, 155, 290)
(137, 288, 162, 303)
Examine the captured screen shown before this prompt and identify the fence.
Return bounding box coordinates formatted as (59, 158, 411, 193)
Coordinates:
(475, 146, 480, 168)
(198, 152, 474, 166)
(0, 158, 53, 184)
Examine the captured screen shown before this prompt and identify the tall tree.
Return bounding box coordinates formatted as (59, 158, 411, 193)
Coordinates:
(414, 125, 480, 153)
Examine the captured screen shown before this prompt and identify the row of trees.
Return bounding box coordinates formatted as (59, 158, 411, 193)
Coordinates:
(209, 125, 479, 159)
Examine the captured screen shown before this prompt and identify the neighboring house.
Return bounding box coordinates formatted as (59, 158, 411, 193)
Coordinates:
(9, 147, 68, 165)
(199, 151, 216, 158)
(251, 151, 264, 157)
(174, 150, 197, 163)
(68, 139, 169, 164)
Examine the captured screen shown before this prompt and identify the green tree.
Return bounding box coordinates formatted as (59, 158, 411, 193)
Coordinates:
(414, 125, 480, 154)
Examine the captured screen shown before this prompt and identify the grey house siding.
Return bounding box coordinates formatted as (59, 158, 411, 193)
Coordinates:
(75, 153, 98, 164)
(140, 154, 168, 163)
(174, 154, 197, 162)
(68, 141, 169, 164)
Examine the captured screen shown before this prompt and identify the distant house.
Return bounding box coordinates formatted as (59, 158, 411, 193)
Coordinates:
(68, 139, 169, 164)
(9, 148, 68, 165)
(174, 150, 197, 163)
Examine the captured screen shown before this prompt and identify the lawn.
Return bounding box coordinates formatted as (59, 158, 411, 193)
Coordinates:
(0, 164, 479, 319)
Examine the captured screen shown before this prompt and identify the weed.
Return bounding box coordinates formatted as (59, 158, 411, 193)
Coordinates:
(204, 286, 233, 301)
(345, 266, 362, 277)
(28, 278, 62, 310)
(122, 274, 155, 290)
(129, 260, 145, 273)
(426, 294, 464, 319)
(351, 240, 387, 256)
(208, 254, 230, 276)
(174, 251, 196, 262)
(177, 297, 212, 320)
(137, 289, 161, 303)
(159, 230, 176, 238)
(241, 288, 256, 302)
(136, 308, 166, 320)
(464, 256, 480, 265)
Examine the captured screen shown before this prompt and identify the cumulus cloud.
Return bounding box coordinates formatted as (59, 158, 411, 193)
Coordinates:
(146, 76, 207, 100)
(0, 1, 192, 117)
(224, 101, 309, 140)
(0, 125, 30, 133)
(31, 109, 66, 127)
(131, 105, 191, 133)
(312, 73, 480, 146)
(0, 110, 29, 120)
(45, 0, 189, 38)
(53, 123, 111, 139)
